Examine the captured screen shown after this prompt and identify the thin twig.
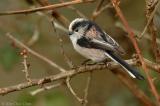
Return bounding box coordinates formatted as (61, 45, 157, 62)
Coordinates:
(60, 0, 87, 18)
(36, 0, 69, 28)
(66, 77, 83, 103)
(51, 19, 74, 68)
(144, 58, 160, 73)
(68, 6, 87, 18)
(111, 68, 155, 106)
(0, 0, 94, 16)
(116, 20, 160, 64)
(94, 0, 105, 12)
(52, 18, 83, 103)
(115, 21, 160, 45)
(35, 9, 68, 32)
(27, 26, 40, 46)
(82, 72, 92, 106)
(6, 33, 66, 72)
(139, 0, 159, 38)
(145, 0, 160, 62)
(30, 82, 63, 96)
(92, 0, 104, 20)
(52, 17, 84, 103)
(0, 59, 155, 106)
(0, 59, 136, 95)
(92, 2, 112, 20)
(51, 16, 83, 103)
(5, 32, 160, 74)
(21, 49, 32, 82)
(4, 31, 159, 106)
(111, 0, 160, 105)
(53, 21, 68, 32)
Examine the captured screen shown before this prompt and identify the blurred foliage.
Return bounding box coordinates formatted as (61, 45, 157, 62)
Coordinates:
(0, 44, 20, 71)
(17, 92, 36, 106)
(16, 91, 71, 106)
(106, 90, 139, 106)
(44, 91, 71, 106)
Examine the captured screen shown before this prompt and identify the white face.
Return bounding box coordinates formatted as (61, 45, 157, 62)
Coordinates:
(69, 18, 86, 32)
(68, 18, 88, 38)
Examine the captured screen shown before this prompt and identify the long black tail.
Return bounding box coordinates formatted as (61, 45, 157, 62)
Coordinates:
(105, 51, 144, 80)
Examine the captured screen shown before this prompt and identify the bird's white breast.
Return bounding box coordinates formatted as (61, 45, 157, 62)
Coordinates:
(70, 35, 106, 62)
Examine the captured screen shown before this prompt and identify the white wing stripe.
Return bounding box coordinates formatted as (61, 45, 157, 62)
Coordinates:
(104, 53, 136, 78)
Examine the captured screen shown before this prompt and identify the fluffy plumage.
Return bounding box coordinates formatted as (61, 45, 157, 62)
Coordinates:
(68, 18, 144, 80)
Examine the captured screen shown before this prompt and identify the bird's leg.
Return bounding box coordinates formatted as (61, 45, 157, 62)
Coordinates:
(71, 59, 92, 70)
(71, 59, 94, 70)
(71, 65, 79, 70)
(81, 59, 99, 69)
(102, 59, 108, 64)
(94, 59, 111, 66)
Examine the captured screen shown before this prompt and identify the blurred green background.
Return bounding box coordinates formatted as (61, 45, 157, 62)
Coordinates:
(0, 0, 156, 106)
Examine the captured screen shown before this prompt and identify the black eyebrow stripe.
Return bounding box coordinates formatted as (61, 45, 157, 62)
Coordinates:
(72, 21, 87, 31)
(72, 22, 81, 31)
(71, 20, 93, 31)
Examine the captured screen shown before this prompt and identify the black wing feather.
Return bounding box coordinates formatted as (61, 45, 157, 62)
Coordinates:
(106, 51, 144, 80)
(77, 37, 112, 51)
(77, 37, 144, 80)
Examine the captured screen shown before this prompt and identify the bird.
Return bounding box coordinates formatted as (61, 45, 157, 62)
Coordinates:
(68, 18, 144, 80)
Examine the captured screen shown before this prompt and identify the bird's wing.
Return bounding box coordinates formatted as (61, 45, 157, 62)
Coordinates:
(77, 36, 144, 80)
(102, 32, 125, 55)
(84, 25, 125, 54)
(77, 36, 113, 51)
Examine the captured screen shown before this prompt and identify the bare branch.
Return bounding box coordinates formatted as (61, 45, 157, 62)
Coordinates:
(112, 68, 155, 106)
(6, 33, 66, 72)
(139, 0, 159, 38)
(145, 0, 160, 62)
(66, 77, 83, 103)
(51, 19, 74, 68)
(21, 49, 32, 82)
(0, 59, 155, 106)
(82, 72, 92, 106)
(0, 0, 94, 16)
(144, 58, 160, 73)
(0, 59, 134, 95)
(27, 26, 40, 46)
(92, 2, 112, 20)
(36, 0, 70, 28)
(111, 0, 160, 104)
(59, 0, 87, 18)
(30, 82, 63, 96)
(115, 21, 160, 45)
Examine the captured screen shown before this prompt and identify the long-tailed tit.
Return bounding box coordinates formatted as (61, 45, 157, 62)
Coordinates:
(68, 18, 144, 80)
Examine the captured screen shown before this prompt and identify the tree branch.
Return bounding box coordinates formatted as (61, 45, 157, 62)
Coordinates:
(6, 33, 66, 72)
(0, 60, 155, 105)
(0, 0, 94, 16)
(2, 33, 160, 106)
(111, 0, 160, 104)
(0, 60, 136, 95)
(145, 0, 160, 62)
(30, 82, 63, 96)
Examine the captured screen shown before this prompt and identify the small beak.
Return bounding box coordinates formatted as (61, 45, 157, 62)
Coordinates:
(68, 31, 73, 35)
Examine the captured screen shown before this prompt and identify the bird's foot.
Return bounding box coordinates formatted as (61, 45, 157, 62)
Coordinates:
(71, 64, 80, 70)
